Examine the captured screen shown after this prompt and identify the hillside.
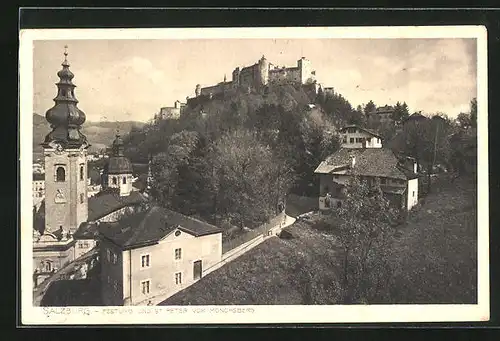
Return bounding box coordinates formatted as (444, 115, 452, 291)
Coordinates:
(32, 113, 145, 157)
(160, 176, 476, 305)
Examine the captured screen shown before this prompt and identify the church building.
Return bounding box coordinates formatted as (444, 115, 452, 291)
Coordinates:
(32, 48, 90, 286)
(101, 132, 134, 197)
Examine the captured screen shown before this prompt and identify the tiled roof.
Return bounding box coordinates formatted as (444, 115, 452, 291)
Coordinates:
(314, 148, 416, 180)
(73, 222, 100, 240)
(99, 206, 222, 250)
(88, 191, 147, 221)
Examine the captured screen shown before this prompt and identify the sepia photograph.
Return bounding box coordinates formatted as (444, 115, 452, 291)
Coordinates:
(19, 26, 489, 324)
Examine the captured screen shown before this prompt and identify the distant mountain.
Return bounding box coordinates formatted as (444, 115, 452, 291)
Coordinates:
(32, 113, 145, 158)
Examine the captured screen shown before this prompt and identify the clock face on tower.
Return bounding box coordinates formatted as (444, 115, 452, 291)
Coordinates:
(48, 141, 64, 154)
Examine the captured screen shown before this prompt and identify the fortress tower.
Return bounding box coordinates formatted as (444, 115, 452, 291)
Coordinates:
(298, 57, 314, 84)
(257, 55, 269, 86)
(42, 47, 89, 236)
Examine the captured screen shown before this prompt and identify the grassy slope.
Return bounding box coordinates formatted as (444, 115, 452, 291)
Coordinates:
(161, 222, 343, 305)
(388, 176, 477, 304)
(162, 176, 477, 305)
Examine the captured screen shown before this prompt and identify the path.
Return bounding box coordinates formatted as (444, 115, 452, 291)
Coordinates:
(146, 214, 297, 306)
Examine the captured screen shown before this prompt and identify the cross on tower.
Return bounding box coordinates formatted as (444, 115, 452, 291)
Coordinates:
(64, 45, 68, 61)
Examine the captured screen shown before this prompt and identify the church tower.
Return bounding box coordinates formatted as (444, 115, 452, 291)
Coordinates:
(42, 46, 89, 236)
(101, 132, 133, 196)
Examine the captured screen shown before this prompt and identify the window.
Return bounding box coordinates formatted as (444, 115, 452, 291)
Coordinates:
(337, 201, 342, 208)
(367, 137, 372, 143)
(141, 254, 150, 268)
(113, 280, 118, 291)
(380, 178, 387, 185)
(80, 193, 84, 204)
(79, 165, 84, 181)
(175, 272, 182, 285)
(175, 248, 182, 260)
(112, 177, 117, 185)
(112, 253, 117, 264)
(342, 137, 347, 143)
(141, 280, 151, 294)
(55, 166, 65, 182)
(106, 249, 111, 262)
(123, 176, 127, 184)
(349, 138, 354, 144)
(347, 128, 356, 133)
(43, 260, 52, 272)
(413, 191, 415, 197)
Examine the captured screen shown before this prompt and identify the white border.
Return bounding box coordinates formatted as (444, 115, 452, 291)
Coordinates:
(20, 26, 489, 325)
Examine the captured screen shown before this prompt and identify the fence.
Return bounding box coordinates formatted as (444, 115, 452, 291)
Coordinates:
(221, 212, 285, 254)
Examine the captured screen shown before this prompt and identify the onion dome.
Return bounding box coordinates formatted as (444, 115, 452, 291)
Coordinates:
(104, 132, 133, 174)
(43, 46, 88, 149)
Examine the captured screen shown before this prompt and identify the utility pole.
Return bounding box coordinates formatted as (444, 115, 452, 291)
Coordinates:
(428, 121, 440, 194)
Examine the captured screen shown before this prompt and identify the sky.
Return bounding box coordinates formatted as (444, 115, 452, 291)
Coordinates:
(33, 38, 477, 123)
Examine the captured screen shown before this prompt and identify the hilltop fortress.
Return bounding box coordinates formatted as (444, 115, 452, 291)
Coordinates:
(195, 55, 318, 99)
(156, 55, 328, 121)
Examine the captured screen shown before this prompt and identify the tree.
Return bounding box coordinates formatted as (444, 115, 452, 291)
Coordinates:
(208, 129, 293, 229)
(363, 100, 376, 116)
(317, 175, 399, 303)
(470, 97, 477, 128)
(150, 131, 200, 208)
(392, 101, 410, 123)
(456, 112, 472, 130)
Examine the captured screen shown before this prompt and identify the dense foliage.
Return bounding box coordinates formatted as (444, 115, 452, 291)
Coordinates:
(123, 84, 344, 228)
(316, 174, 399, 304)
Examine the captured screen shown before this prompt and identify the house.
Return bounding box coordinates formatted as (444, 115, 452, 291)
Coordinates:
(98, 205, 222, 306)
(338, 125, 383, 149)
(315, 125, 419, 211)
(366, 105, 396, 126)
(32, 172, 45, 204)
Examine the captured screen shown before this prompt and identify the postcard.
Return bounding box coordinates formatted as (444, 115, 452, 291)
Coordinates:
(19, 25, 489, 325)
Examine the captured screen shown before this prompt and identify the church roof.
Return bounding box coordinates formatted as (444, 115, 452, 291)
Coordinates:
(103, 133, 133, 174)
(99, 206, 222, 250)
(32, 191, 148, 234)
(314, 148, 418, 180)
(43, 46, 88, 149)
(87, 191, 147, 222)
(104, 156, 133, 174)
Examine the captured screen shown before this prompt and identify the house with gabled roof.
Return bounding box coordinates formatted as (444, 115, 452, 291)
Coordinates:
(97, 205, 222, 306)
(339, 125, 384, 149)
(315, 125, 419, 211)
